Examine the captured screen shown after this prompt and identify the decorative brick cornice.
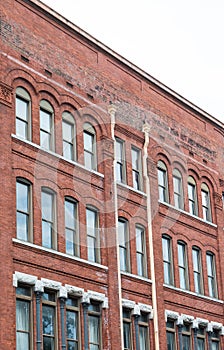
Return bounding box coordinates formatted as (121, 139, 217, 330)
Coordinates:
(0, 82, 12, 106)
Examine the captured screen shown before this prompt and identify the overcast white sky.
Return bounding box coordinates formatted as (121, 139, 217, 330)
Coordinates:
(42, 0, 224, 124)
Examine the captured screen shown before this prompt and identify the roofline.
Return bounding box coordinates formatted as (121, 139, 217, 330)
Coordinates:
(29, 0, 223, 129)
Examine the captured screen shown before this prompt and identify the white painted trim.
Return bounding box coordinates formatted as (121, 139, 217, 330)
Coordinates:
(117, 182, 147, 197)
(121, 271, 152, 284)
(13, 271, 37, 287)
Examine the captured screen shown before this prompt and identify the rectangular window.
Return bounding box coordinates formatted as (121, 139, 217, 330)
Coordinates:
(86, 208, 99, 263)
(16, 286, 32, 350)
(16, 180, 31, 241)
(123, 309, 132, 350)
(192, 247, 203, 294)
(197, 327, 206, 350)
(162, 236, 173, 285)
(136, 226, 147, 277)
(118, 219, 130, 272)
(42, 190, 56, 249)
(40, 108, 53, 151)
(182, 324, 191, 350)
(63, 120, 74, 161)
(65, 198, 78, 256)
(66, 298, 79, 350)
(211, 330, 220, 350)
(188, 178, 198, 216)
(166, 319, 176, 350)
(88, 302, 101, 350)
(177, 242, 188, 290)
(84, 131, 95, 170)
(115, 138, 126, 183)
(16, 96, 29, 140)
(131, 147, 142, 191)
(138, 313, 149, 350)
(42, 291, 56, 350)
(206, 252, 217, 298)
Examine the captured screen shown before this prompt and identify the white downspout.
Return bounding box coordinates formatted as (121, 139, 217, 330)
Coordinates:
(142, 123, 160, 350)
(108, 105, 124, 349)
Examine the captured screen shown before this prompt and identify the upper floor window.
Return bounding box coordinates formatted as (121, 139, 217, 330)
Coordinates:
(65, 198, 78, 256)
(123, 308, 132, 350)
(86, 207, 100, 263)
(201, 183, 212, 222)
(118, 219, 130, 272)
(188, 176, 198, 216)
(41, 188, 56, 249)
(88, 302, 101, 350)
(173, 169, 184, 210)
(16, 87, 31, 141)
(40, 100, 54, 151)
(131, 147, 142, 191)
(177, 241, 189, 290)
(66, 297, 79, 349)
(62, 112, 76, 161)
(83, 123, 96, 171)
(166, 319, 176, 350)
(157, 160, 169, 203)
(192, 247, 203, 294)
(115, 138, 126, 183)
(136, 225, 147, 277)
(16, 179, 32, 242)
(138, 313, 149, 350)
(16, 285, 32, 350)
(162, 235, 173, 285)
(206, 252, 217, 298)
(42, 290, 56, 349)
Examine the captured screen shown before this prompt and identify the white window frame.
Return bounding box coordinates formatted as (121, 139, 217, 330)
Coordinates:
(157, 160, 169, 203)
(16, 285, 32, 350)
(173, 168, 184, 210)
(41, 188, 57, 250)
(118, 219, 130, 272)
(62, 111, 76, 161)
(188, 176, 198, 216)
(86, 207, 100, 263)
(40, 100, 54, 151)
(115, 138, 126, 183)
(65, 197, 78, 257)
(201, 183, 212, 222)
(192, 246, 204, 295)
(16, 178, 32, 242)
(16, 87, 31, 141)
(83, 122, 97, 171)
(177, 241, 189, 290)
(131, 146, 142, 191)
(206, 252, 218, 298)
(162, 235, 174, 285)
(136, 225, 147, 277)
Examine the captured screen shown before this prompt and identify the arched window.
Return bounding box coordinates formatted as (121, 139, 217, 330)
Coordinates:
(16, 87, 31, 140)
(177, 241, 189, 290)
(40, 100, 54, 151)
(41, 187, 56, 249)
(192, 246, 203, 294)
(173, 169, 184, 210)
(206, 251, 217, 298)
(83, 122, 97, 171)
(187, 176, 198, 216)
(118, 218, 130, 272)
(62, 112, 76, 161)
(64, 197, 78, 256)
(157, 161, 169, 203)
(16, 178, 32, 242)
(135, 225, 147, 277)
(201, 183, 212, 222)
(86, 206, 100, 263)
(162, 235, 174, 285)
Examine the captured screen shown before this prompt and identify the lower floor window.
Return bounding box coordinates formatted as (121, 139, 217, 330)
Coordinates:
(138, 313, 149, 350)
(16, 286, 32, 350)
(42, 291, 56, 350)
(123, 309, 132, 350)
(166, 320, 176, 350)
(66, 298, 79, 350)
(88, 302, 101, 350)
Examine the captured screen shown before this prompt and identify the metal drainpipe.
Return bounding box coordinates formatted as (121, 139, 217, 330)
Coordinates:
(142, 123, 160, 350)
(35, 291, 43, 350)
(59, 298, 66, 350)
(108, 104, 124, 349)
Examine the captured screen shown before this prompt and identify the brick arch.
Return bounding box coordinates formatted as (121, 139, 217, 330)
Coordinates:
(5, 68, 38, 91)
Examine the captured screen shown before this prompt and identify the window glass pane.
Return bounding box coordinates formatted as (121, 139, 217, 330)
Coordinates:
(120, 246, 126, 271)
(136, 227, 143, 252)
(16, 300, 30, 331)
(16, 119, 28, 139)
(40, 110, 51, 132)
(17, 212, 28, 241)
(182, 335, 190, 350)
(40, 131, 51, 150)
(16, 97, 28, 121)
(198, 338, 205, 350)
(123, 322, 131, 349)
(42, 305, 55, 335)
(66, 310, 78, 340)
(137, 253, 144, 276)
(84, 132, 93, 152)
(65, 200, 76, 229)
(43, 337, 54, 350)
(66, 228, 75, 255)
(84, 152, 93, 170)
(178, 244, 184, 266)
(166, 331, 175, 350)
(63, 121, 73, 141)
(17, 182, 29, 212)
(42, 221, 52, 248)
(87, 236, 96, 262)
(139, 326, 148, 350)
(131, 149, 138, 169)
(89, 315, 99, 346)
(42, 192, 53, 221)
(164, 262, 170, 284)
(17, 333, 29, 350)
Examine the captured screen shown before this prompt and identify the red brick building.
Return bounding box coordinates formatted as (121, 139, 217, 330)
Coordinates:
(0, 0, 224, 349)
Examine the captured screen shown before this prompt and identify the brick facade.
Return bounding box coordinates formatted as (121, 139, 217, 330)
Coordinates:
(0, 0, 224, 349)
